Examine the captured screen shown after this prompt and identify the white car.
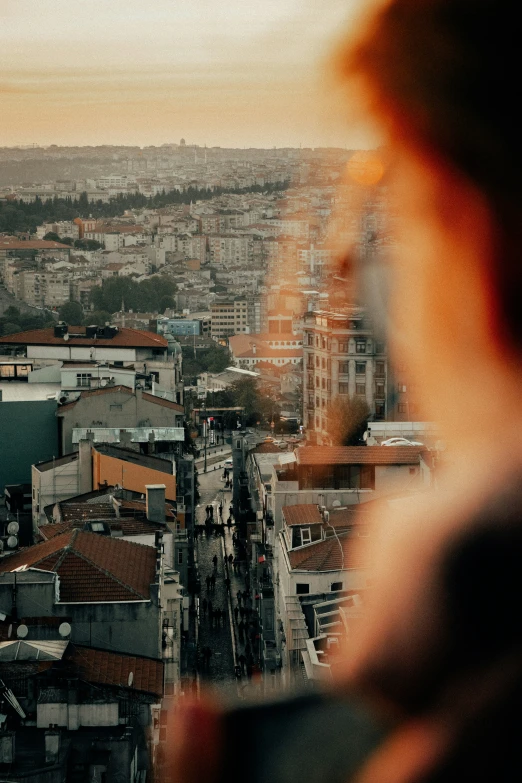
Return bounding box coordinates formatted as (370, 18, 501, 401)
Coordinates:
(224, 458, 233, 468)
(381, 437, 424, 447)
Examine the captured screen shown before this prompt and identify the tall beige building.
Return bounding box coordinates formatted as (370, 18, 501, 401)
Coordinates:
(303, 308, 387, 444)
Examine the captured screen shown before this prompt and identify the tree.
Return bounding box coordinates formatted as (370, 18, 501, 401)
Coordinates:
(86, 309, 112, 326)
(43, 231, 61, 242)
(158, 295, 175, 313)
(74, 238, 104, 251)
(1, 321, 22, 336)
(3, 306, 20, 320)
(58, 300, 84, 325)
(327, 396, 370, 446)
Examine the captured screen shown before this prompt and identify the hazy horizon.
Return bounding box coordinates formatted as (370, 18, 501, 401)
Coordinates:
(0, 0, 374, 149)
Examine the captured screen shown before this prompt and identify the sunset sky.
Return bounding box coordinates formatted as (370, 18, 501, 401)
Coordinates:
(0, 0, 371, 148)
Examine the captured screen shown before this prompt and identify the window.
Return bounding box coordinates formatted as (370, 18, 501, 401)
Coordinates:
(322, 378, 326, 389)
(178, 550, 183, 565)
(375, 341, 386, 354)
(110, 403, 123, 411)
(356, 341, 367, 354)
(296, 583, 310, 595)
(322, 357, 326, 369)
(76, 373, 91, 387)
(356, 383, 366, 395)
(375, 402, 385, 419)
(316, 377, 320, 387)
(355, 362, 366, 375)
(339, 361, 349, 374)
(376, 381, 385, 398)
(300, 527, 311, 545)
(398, 403, 408, 414)
(316, 356, 320, 367)
(375, 361, 385, 376)
(331, 582, 343, 591)
(339, 382, 349, 394)
(338, 341, 348, 353)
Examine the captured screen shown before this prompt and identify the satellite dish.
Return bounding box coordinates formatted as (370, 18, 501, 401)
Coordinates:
(128, 671, 134, 687)
(100, 379, 107, 387)
(7, 624, 12, 639)
(7, 521, 19, 535)
(63, 333, 69, 341)
(17, 624, 28, 639)
(59, 622, 71, 638)
(331, 500, 341, 508)
(7, 536, 18, 549)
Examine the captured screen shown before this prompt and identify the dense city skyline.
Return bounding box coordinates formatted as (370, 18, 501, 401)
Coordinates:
(0, 0, 374, 149)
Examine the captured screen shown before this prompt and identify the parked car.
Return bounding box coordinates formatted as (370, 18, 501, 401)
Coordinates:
(381, 437, 424, 447)
(224, 458, 233, 468)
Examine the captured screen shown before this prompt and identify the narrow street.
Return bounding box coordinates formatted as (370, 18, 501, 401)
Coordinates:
(194, 466, 262, 700)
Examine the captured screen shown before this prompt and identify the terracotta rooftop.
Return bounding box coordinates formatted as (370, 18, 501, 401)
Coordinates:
(69, 645, 163, 696)
(282, 504, 323, 526)
(288, 533, 366, 572)
(0, 238, 71, 250)
(0, 530, 157, 603)
(0, 326, 167, 349)
(296, 446, 424, 466)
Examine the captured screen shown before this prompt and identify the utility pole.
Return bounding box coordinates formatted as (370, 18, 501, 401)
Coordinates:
(202, 402, 207, 473)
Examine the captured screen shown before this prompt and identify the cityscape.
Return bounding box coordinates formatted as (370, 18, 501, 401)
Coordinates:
(0, 139, 432, 780)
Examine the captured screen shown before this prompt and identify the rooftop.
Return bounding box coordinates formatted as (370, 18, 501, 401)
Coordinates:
(282, 504, 323, 526)
(70, 645, 163, 696)
(296, 446, 424, 466)
(0, 326, 168, 349)
(0, 529, 157, 603)
(288, 533, 366, 572)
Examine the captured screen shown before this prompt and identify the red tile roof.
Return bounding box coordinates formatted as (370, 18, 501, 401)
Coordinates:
(0, 326, 167, 349)
(296, 446, 424, 466)
(0, 238, 71, 250)
(0, 530, 156, 603)
(288, 533, 366, 572)
(282, 504, 322, 526)
(70, 646, 163, 696)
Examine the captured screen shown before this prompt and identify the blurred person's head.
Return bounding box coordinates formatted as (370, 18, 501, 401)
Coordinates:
(339, 0, 522, 450)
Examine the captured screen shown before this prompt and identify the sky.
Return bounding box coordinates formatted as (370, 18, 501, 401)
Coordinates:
(0, 0, 374, 148)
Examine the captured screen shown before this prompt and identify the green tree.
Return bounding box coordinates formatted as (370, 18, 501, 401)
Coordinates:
(86, 309, 112, 326)
(327, 396, 370, 446)
(43, 231, 61, 242)
(1, 321, 22, 336)
(3, 305, 21, 320)
(158, 295, 175, 313)
(74, 238, 104, 251)
(58, 300, 84, 324)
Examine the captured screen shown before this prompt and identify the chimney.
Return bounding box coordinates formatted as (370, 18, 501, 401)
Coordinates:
(78, 435, 94, 495)
(45, 728, 60, 764)
(146, 484, 166, 525)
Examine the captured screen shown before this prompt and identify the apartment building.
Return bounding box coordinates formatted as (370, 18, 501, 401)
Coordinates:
(207, 234, 252, 268)
(210, 297, 249, 339)
(302, 308, 387, 444)
(18, 269, 71, 308)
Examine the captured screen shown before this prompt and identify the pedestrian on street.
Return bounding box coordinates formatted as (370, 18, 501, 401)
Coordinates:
(227, 516, 232, 529)
(228, 553, 233, 566)
(202, 597, 207, 616)
(234, 605, 239, 623)
(210, 573, 216, 591)
(219, 503, 223, 517)
(212, 554, 218, 569)
(236, 589, 242, 605)
(229, 504, 233, 516)
(210, 505, 214, 519)
(238, 653, 247, 674)
(225, 576, 231, 591)
(205, 575, 211, 592)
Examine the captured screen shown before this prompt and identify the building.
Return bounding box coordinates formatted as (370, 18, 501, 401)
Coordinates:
(0, 324, 184, 403)
(0, 529, 164, 659)
(210, 297, 249, 339)
(55, 385, 184, 454)
(302, 308, 387, 444)
(249, 445, 431, 532)
(31, 443, 177, 532)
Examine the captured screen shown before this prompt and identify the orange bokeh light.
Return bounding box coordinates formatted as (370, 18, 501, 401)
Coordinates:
(347, 150, 385, 186)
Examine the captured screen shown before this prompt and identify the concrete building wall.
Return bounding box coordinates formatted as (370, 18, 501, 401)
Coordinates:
(59, 389, 181, 453)
(32, 456, 79, 529)
(92, 450, 176, 500)
(0, 399, 59, 491)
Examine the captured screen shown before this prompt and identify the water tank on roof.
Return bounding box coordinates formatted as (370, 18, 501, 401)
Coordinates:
(86, 324, 98, 338)
(54, 322, 68, 338)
